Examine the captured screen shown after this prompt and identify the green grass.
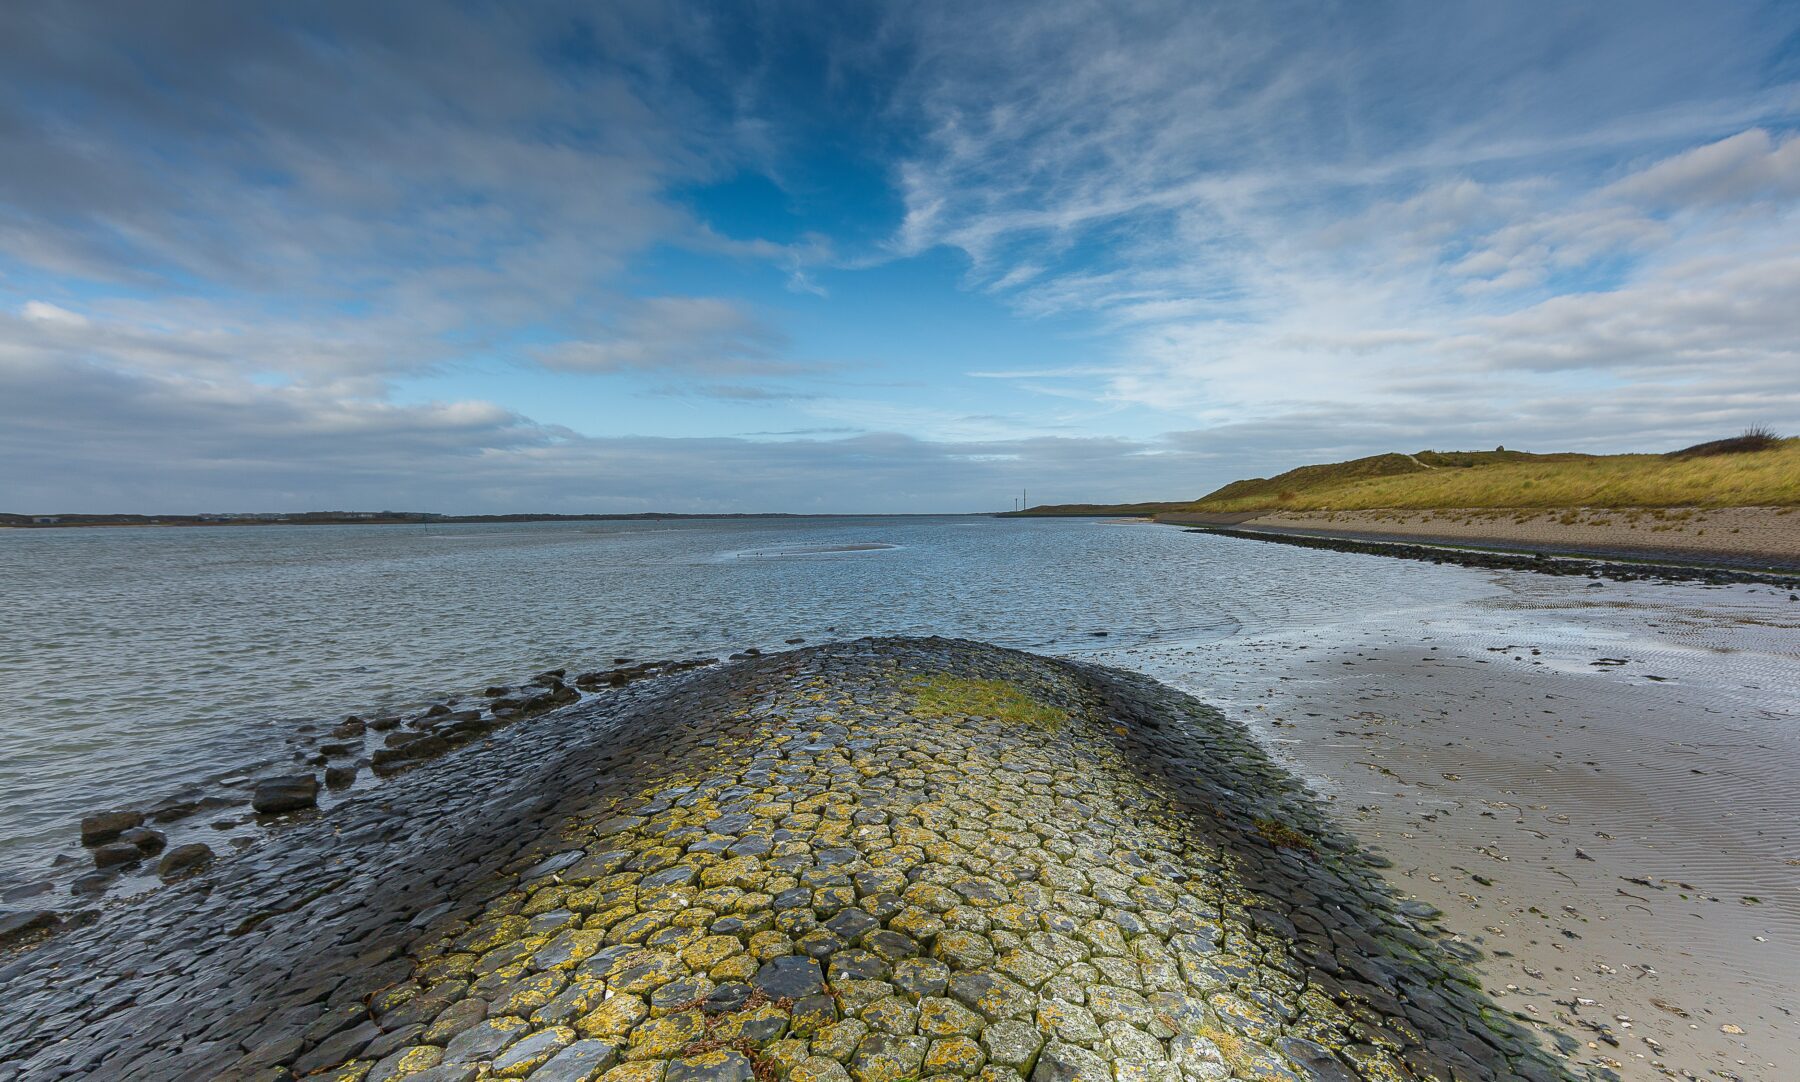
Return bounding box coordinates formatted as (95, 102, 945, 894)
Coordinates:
(907, 673, 1069, 730)
(1185, 439, 1800, 512)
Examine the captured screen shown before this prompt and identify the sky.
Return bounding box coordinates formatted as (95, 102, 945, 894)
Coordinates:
(3, 1, 1799, 514)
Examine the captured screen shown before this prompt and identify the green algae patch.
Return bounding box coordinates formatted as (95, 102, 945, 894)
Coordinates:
(906, 673, 1069, 730)
(1253, 816, 1317, 852)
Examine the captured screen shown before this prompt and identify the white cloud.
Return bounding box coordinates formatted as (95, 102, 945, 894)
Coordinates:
(1609, 128, 1800, 207)
(20, 300, 86, 325)
(881, 4, 1800, 450)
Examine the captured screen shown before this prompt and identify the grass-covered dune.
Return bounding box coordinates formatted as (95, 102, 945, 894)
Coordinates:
(1187, 434, 1799, 513)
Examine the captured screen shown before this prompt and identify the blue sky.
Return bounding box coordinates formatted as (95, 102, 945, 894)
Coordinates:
(3, 1, 1799, 513)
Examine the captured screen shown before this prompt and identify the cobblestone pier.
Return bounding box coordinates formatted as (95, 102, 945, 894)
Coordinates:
(0, 639, 1572, 1082)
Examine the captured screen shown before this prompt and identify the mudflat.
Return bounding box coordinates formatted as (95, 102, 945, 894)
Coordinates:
(1119, 561, 1800, 1082)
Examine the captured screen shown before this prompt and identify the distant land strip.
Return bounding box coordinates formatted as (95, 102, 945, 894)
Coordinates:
(1002, 434, 1800, 572)
(0, 511, 843, 529)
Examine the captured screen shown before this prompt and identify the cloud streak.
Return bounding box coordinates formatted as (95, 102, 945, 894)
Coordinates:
(889, 3, 1800, 446)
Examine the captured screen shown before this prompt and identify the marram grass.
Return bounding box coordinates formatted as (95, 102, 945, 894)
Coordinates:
(1190, 439, 1800, 512)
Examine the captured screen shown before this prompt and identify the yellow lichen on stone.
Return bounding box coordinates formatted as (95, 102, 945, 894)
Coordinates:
(384, 1046, 445, 1076)
(580, 994, 651, 1038)
(600, 1060, 669, 1082)
(626, 1010, 707, 1058)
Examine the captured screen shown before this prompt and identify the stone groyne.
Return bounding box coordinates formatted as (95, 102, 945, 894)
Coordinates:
(0, 639, 1573, 1082)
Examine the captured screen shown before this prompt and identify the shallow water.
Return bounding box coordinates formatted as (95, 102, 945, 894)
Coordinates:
(0, 515, 1496, 880)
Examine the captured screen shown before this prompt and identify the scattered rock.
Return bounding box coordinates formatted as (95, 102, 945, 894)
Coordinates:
(69, 871, 115, 896)
(252, 773, 320, 814)
(79, 810, 143, 847)
(91, 842, 142, 869)
(157, 842, 214, 880)
(0, 909, 60, 946)
(119, 826, 167, 855)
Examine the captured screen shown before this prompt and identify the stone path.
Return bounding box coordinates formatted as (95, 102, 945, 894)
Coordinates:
(0, 639, 1574, 1081)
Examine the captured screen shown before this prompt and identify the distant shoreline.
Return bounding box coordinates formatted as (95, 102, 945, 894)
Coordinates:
(0, 511, 979, 530)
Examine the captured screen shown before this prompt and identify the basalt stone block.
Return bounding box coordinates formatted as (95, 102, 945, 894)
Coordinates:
(91, 842, 143, 869)
(291, 1020, 379, 1075)
(534, 1038, 620, 1082)
(251, 774, 319, 814)
(1031, 1041, 1111, 1082)
(70, 871, 116, 895)
(669, 1049, 755, 1082)
(753, 955, 824, 1000)
(119, 826, 167, 855)
(372, 737, 450, 772)
(80, 810, 143, 847)
(0, 909, 59, 946)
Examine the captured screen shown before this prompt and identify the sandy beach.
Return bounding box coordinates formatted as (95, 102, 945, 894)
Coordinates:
(1160, 508, 1800, 571)
(1114, 536, 1800, 1081)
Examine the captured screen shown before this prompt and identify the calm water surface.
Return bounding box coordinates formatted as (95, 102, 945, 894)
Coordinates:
(0, 515, 1497, 879)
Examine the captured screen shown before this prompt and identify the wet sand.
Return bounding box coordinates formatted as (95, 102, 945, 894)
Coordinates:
(1111, 541, 1800, 1081)
(1161, 507, 1800, 571)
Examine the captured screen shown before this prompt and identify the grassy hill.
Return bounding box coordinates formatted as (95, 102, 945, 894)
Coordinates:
(1186, 434, 1799, 513)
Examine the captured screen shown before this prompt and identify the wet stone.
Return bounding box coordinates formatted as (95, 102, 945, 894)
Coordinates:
(79, 810, 143, 846)
(425, 998, 490, 1044)
(251, 773, 319, 814)
(823, 907, 880, 943)
(492, 1025, 576, 1076)
(442, 1015, 530, 1064)
(368, 1045, 448, 1081)
(532, 1038, 622, 1082)
(292, 1020, 380, 1074)
(753, 955, 824, 999)
(364, 1023, 427, 1063)
(91, 842, 142, 869)
(523, 850, 590, 881)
